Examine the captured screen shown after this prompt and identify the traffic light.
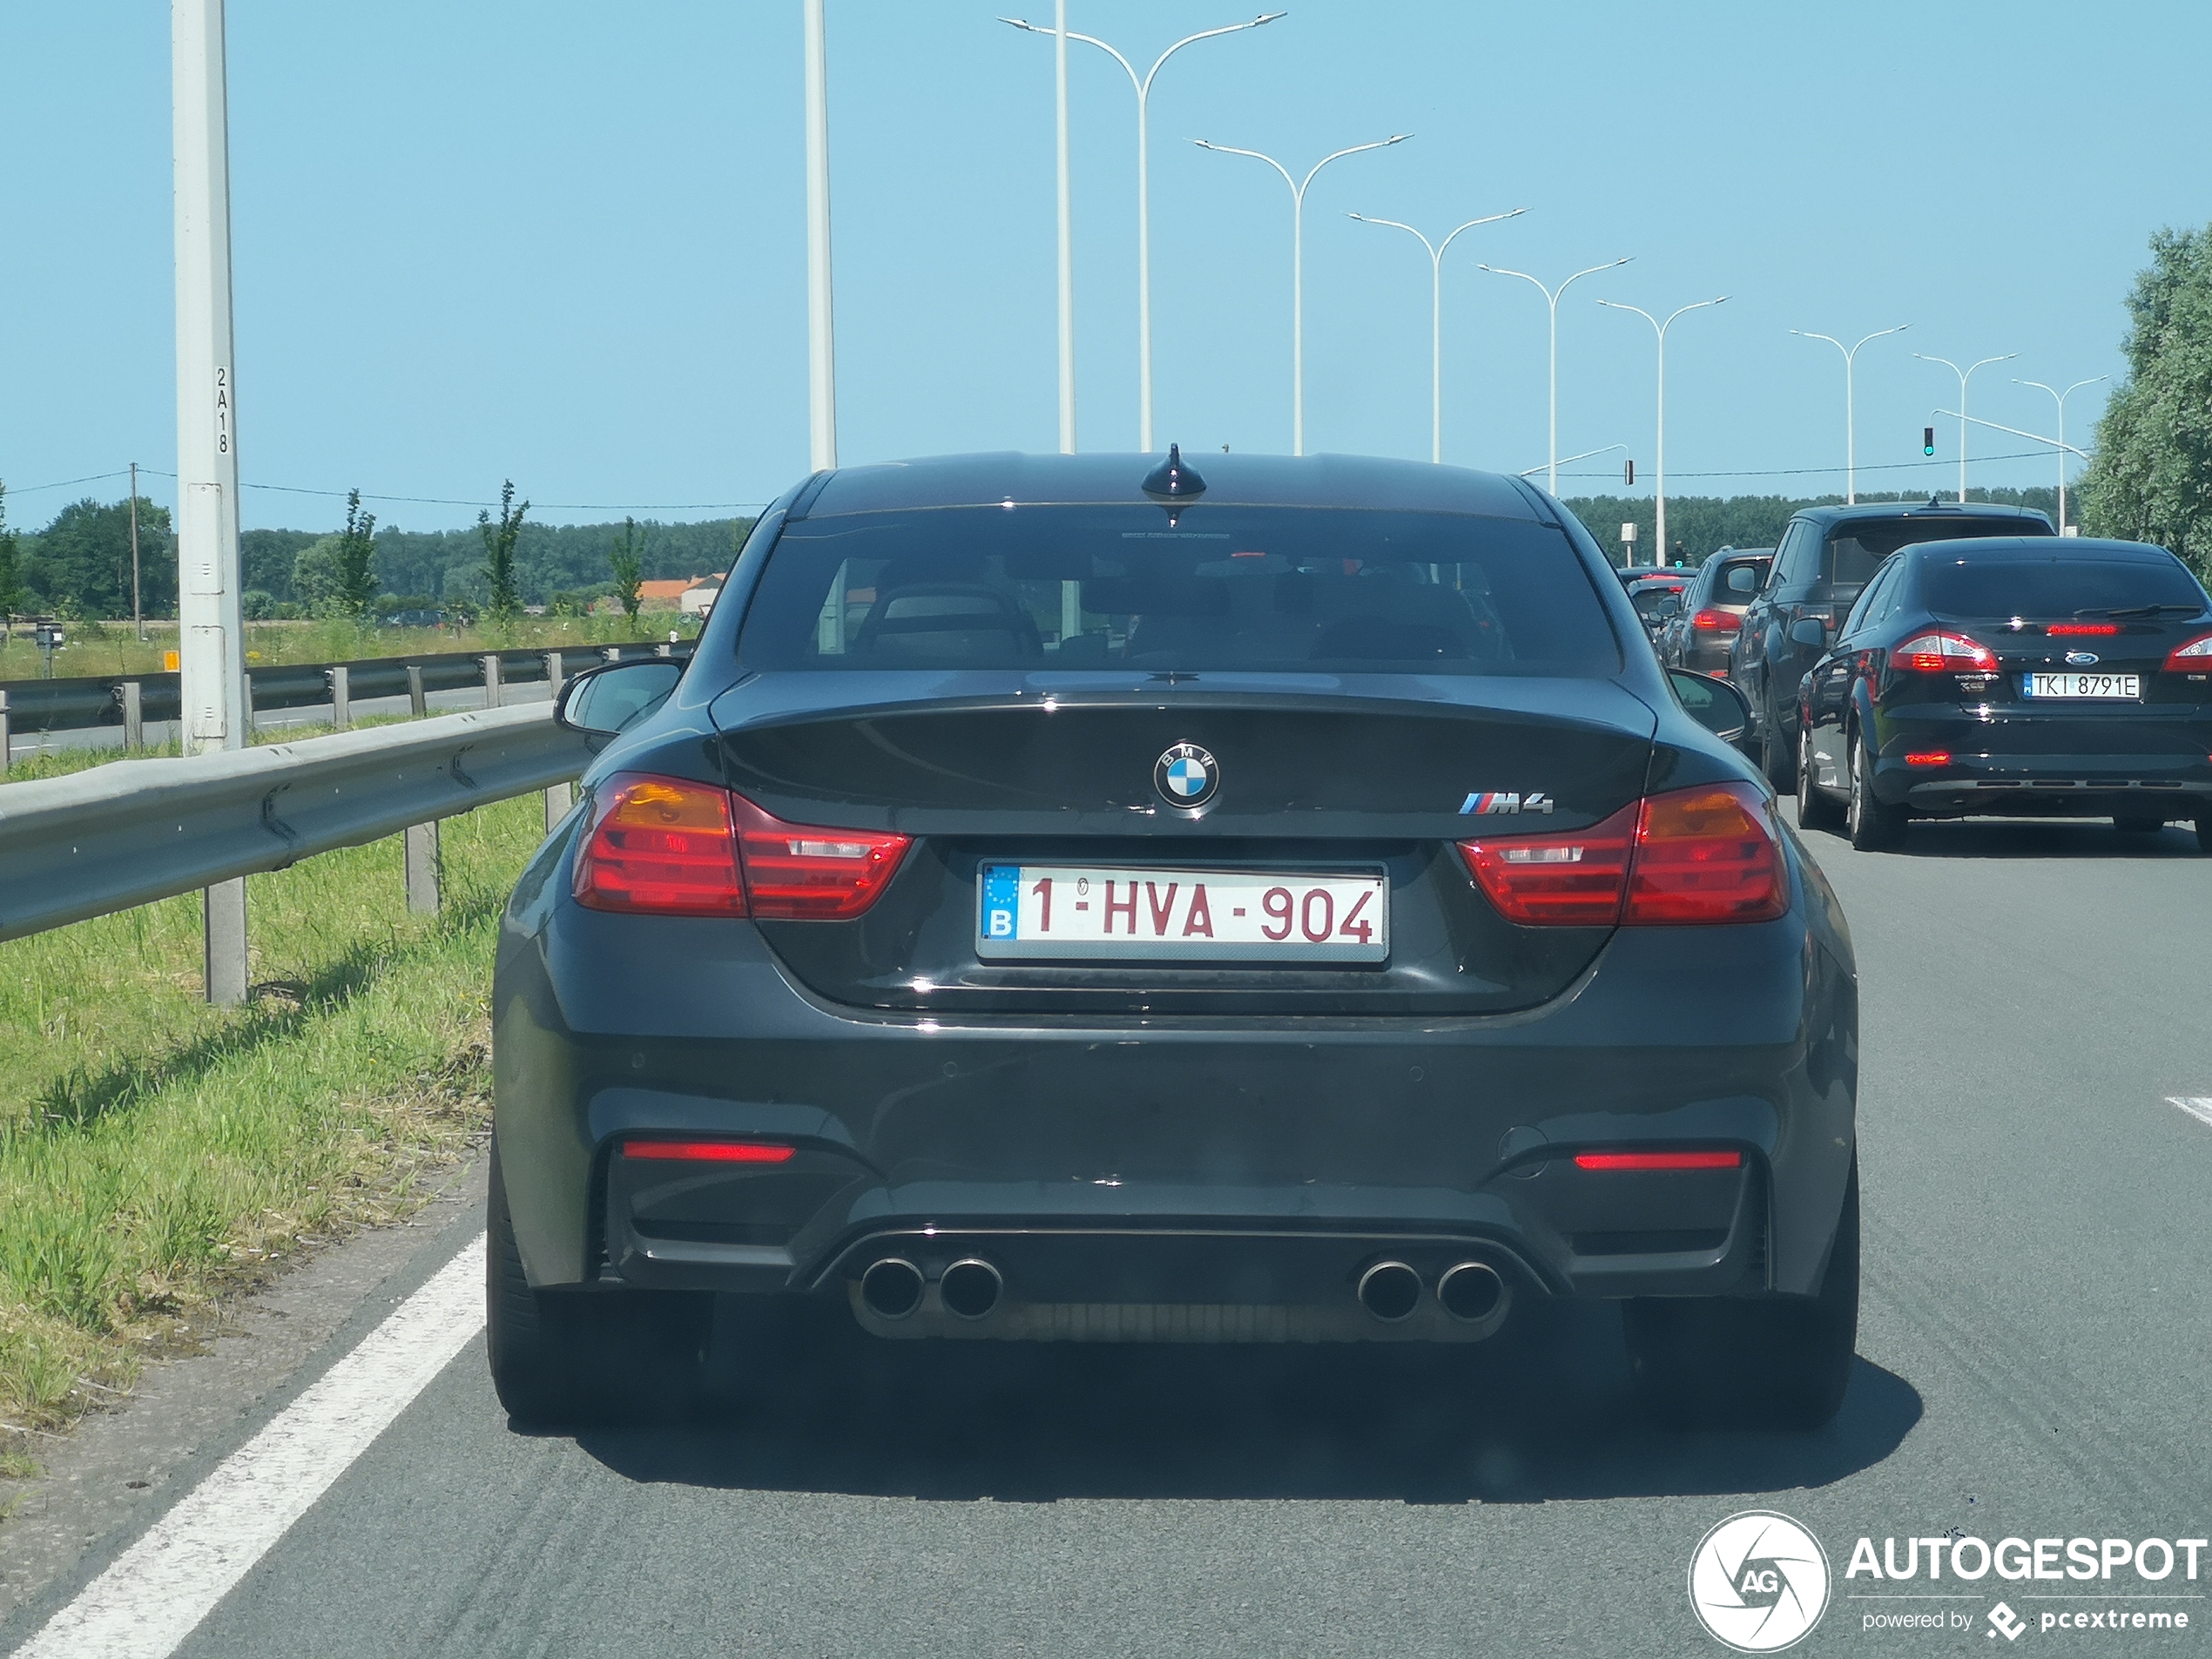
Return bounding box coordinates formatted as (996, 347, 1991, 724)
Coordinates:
(1624, 458, 1635, 487)
(1924, 426, 1936, 457)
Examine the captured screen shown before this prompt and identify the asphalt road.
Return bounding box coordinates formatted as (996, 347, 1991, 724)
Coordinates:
(7, 806, 2210, 1657)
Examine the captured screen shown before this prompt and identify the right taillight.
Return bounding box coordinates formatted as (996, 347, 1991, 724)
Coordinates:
(1458, 780, 1785, 928)
(1890, 630, 1997, 673)
(1690, 608, 1743, 631)
(2163, 631, 2212, 672)
(574, 773, 911, 920)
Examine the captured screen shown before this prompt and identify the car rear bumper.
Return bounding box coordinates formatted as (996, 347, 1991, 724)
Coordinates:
(492, 851, 1858, 1328)
(1868, 708, 2212, 813)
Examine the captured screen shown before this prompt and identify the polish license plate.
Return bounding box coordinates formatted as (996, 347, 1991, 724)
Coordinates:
(977, 865, 1389, 962)
(2023, 672, 2140, 699)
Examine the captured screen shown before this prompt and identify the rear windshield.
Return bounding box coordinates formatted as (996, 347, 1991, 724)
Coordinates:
(1922, 556, 2209, 618)
(736, 505, 1621, 676)
(1827, 518, 2040, 584)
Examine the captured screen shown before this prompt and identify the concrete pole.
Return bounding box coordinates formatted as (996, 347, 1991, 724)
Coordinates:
(174, 0, 250, 1006)
(804, 0, 838, 471)
(1054, 0, 1076, 455)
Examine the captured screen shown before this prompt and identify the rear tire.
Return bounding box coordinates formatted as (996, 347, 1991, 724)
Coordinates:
(1796, 726, 1844, 833)
(1758, 701, 1797, 792)
(487, 1141, 709, 1428)
(1624, 1157, 1860, 1432)
(2114, 813, 2167, 833)
(2197, 815, 2212, 854)
(1846, 729, 1906, 852)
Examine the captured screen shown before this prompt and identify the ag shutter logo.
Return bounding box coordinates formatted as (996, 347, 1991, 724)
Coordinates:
(1689, 1511, 1831, 1653)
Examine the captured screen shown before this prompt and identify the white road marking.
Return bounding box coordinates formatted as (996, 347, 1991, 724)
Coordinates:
(2167, 1097, 2212, 1130)
(11, 1234, 487, 1659)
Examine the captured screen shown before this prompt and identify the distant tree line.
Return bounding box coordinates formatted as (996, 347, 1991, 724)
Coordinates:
(0, 484, 754, 620)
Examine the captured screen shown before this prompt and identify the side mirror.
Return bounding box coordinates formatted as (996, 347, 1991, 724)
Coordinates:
(1668, 669, 1751, 746)
(1725, 566, 1759, 595)
(556, 658, 683, 741)
(1654, 594, 1683, 619)
(1788, 617, 1828, 648)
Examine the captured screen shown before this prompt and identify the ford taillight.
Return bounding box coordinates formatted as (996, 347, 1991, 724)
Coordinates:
(1890, 630, 1997, 673)
(1458, 780, 1786, 927)
(2163, 631, 2212, 673)
(574, 773, 910, 920)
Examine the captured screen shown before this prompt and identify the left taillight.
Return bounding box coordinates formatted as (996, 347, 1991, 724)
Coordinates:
(575, 773, 745, 916)
(1690, 607, 1743, 631)
(1458, 780, 1786, 928)
(573, 773, 911, 920)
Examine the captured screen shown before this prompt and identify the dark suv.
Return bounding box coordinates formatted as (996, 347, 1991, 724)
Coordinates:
(1730, 499, 2054, 786)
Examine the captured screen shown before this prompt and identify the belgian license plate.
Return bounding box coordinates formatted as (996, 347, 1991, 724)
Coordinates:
(2023, 671, 2140, 699)
(977, 865, 1388, 962)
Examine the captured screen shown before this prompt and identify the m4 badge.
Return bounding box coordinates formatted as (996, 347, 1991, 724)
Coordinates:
(1460, 792, 1554, 815)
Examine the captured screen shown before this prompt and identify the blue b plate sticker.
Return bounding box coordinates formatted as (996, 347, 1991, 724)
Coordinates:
(981, 865, 1022, 942)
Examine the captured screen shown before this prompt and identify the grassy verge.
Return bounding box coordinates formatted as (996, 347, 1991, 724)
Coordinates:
(0, 793, 543, 1444)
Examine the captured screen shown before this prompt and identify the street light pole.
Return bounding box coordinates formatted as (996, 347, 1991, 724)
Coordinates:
(1480, 258, 1634, 495)
(1598, 296, 1726, 566)
(1791, 325, 1908, 505)
(1915, 352, 2015, 502)
(174, 0, 249, 1005)
(1195, 137, 1410, 456)
(1052, 0, 1075, 453)
(1003, 12, 1285, 452)
(1347, 207, 1525, 463)
(2014, 375, 2107, 533)
(803, 0, 837, 471)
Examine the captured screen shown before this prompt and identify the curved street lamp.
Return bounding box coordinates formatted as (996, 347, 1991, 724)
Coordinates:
(1479, 258, 1633, 495)
(1916, 352, 2017, 502)
(1791, 325, 1909, 505)
(1348, 207, 1526, 462)
(1598, 295, 1728, 565)
(1001, 11, 1285, 451)
(2013, 375, 2108, 531)
(1194, 134, 1411, 455)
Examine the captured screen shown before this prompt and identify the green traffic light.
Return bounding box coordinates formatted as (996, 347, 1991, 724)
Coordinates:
(1923, 425, 1936, 457)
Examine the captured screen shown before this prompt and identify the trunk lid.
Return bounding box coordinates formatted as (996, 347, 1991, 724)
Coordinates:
(707, 672, 1657, 1016)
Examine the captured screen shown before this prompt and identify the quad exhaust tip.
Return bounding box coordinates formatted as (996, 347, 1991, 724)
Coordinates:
(939, 1258, 1003, 1319)
(1356, 1260, 1422, 1322)
(860, 1257, 925, 1319)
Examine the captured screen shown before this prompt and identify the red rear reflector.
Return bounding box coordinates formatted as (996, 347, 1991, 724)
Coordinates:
(2164, 631, 2212, 672)
(2046, 623, 2120, 636)
(1905, 752, 1950, 767)
(575, 773, 745, 916)
(620, 1138, 796, 1163)
(730, 793, 912, 920)
(1574, 1150, 1743, 1171)
(1690, 607, 1742, 631)
(1459, 780, 1785, 927)
(1891, 629, 1997, 673)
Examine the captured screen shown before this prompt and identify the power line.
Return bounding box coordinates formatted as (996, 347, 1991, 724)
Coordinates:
(1557, 447, 2070, 482)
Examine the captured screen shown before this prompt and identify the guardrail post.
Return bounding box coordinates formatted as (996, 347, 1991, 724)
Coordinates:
(405, 821, 441, 914)
(407, 664, 427, 718)
(0, 688, 10, 769)
(482, 654, 502, 709)
(540, 653, 571, 830)
(204, 878, 248, 1005)
(601, 646, 623, 664)
(655, 643, 673, 658)
(327, 664, 351, 731)
(245, 671, 257, 738)
(120, 681, 145, 750)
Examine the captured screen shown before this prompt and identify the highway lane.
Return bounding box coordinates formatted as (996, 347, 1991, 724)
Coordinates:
(7, 807, 2210, 1656)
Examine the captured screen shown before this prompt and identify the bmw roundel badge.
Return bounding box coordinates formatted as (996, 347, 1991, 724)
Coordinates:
(1154, 742, 1219, 809)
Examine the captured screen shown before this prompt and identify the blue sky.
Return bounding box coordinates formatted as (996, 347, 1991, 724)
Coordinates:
(2, 1, 2204, 535)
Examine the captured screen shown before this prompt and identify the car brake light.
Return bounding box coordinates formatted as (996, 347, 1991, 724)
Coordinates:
(620, 1138, 796, 1163)
(574, 773, 912, 920)
(574, 773, 745, 916)
(1690, 608, 1742, 631)
(1905, 752, 1950, 767)
(730, 792, 912, 919)
(1891, 630, 1997, 673)
(1458, 780, 1786, 927)
(2046, 623, 2120, 636)
(1455, 802, 1638, 925)
(2163, 631, 2212, 672)
(1574, 1150, 1743, 1171)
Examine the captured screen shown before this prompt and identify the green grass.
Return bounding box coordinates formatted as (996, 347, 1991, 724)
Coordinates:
(0, 793, 543, 1433)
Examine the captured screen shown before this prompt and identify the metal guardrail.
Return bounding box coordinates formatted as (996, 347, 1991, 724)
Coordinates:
(0, 641, 687, 742)
(0, 704, 590, 943)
